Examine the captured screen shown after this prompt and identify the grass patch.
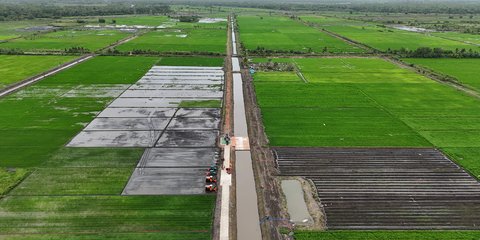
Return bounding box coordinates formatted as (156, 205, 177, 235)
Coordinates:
(44, 148, 144, 168)
(10, 167, 134, 195)
(0, 168, 30, 195)
(0, 195, 215, 236)
(157, 56, 224, 67)
(0, 55, 76, 89)
(179, 99, 222, 108)
(443, 147, 480, 179)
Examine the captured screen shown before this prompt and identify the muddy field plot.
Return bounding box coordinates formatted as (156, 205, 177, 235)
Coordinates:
(68, 66, 224, 195)
(275, 147, 480, 229)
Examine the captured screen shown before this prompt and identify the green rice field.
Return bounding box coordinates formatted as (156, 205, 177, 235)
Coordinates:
(0, 56, 216, 239)
(432, 31, 480, 46)
(237, 15, 363, 54)
(0, 55, 76, 89)
(0, 29, 130, 52)
(301, 15, 479, 52)
(253, 57, 480, 178)
(116, 27, 226, 54)
(404, 58, 480, 92)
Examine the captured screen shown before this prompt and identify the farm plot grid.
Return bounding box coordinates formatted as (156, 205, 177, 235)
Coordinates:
(68, 66, 224, 195)
(115, 23, 227, 54)
(0, 29, 130, 52)
(275, 147, 480, 230)
(237, 15, 363, 54)
(301, 15, 479, 52)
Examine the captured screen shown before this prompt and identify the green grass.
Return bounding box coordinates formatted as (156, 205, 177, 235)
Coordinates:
(44, 148, 145, 168)
(0, 195, 215, 236)
(432, 31, 480, 46)
(0, 29, 130, 52)
(179, 99, 222, 108)
(10, 167, 134, 195)
(253, 57, 480, 177)
(116, 27, 226, 54)
(403, 58, 480, 92)
(1, 232, 211, 240)
(295, 230, 480, 240)
(302, 15, 479, 52)
(0, 55, 76, 89)
(238, 15, 363, 54)
(157, 56, 224, 66)
(0, 168, 30, 195)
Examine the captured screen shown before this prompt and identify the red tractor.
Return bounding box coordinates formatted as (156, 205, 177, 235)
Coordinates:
(206, 175, 217, 183)
(205, 183, 218, 192)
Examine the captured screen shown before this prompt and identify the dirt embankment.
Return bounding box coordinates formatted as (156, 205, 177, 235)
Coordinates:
(242, 67, 289, 240)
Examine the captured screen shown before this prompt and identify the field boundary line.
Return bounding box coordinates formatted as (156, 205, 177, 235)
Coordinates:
(385, 57, 480, 99)
(96, 30, 145, 53)
(355, 86, 435, 148)
(296, 17, 377, 53)
(293, 62, 309, 83)
(0, 54, 95, 98)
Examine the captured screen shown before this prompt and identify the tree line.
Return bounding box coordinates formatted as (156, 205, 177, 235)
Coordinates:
(388, 47, 480, 58)
(0, 3, 170, 21)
